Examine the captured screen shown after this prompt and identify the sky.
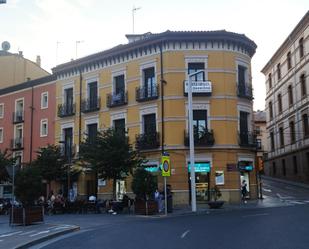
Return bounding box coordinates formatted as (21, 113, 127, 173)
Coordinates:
(1, 0, 308, 111)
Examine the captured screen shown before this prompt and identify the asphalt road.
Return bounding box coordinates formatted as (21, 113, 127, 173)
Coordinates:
(31, 177, 309, 249)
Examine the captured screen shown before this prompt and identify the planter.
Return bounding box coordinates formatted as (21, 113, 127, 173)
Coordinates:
(207, 201, 225, 209)
(10, 206, 44, 225)
(134, 200, 158, 215)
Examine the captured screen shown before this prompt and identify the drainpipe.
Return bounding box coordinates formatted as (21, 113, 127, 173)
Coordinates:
(29, 86, 34, 163)
(79, 68, 82, 148)
(160, 42, 167, 154)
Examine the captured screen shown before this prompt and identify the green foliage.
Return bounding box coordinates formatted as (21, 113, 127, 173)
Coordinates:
(131, 167, 157, 200)
(79, 128, 144, 198)
(211, 185, 222, 201)
(32, 144, 66, 183)
(15, 165, 43, 206)
(0, 149, 15, 183)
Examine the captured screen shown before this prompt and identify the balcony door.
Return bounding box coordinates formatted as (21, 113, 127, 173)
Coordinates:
(240, 111, 249, 144)
(87, 123, 97, 144)
(188, 62, 205, 81)
(114, 118, 125, 135)
(193, 110, 207, 138)
(64, 88, 73, 112)
(143, 114, 156, 134)
(88, 82, 97, 108)
(63, 127, 73, 158)
(143, 67, 156, 98)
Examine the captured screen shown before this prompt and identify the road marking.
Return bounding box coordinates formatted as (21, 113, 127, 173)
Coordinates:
(288, 201, 306, 205)
(242, 213, 269, 218)
(263, 188, 272, 192)
(29, 230, 50, 237)
(276, 193, 294, 199)
(19, 230, 37, 235)
(303, 200, 309, 203)
(0, 231, 23, 238)
(52, 226, 72, 231)
(181, 230, 190, 239)
(0, 239, 3, 242)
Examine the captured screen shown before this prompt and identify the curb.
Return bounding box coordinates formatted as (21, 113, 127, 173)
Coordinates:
(14, 225, 80, 249)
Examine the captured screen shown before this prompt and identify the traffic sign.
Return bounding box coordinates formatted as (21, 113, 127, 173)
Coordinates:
(161, 155, 171, 177)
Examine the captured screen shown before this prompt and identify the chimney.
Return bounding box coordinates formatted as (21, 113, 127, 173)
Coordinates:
(18, 51, 23, 57)
(36, 55, 41, 67)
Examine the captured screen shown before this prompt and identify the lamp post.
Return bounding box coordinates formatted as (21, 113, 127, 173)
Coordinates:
(187, 70, 204, 212)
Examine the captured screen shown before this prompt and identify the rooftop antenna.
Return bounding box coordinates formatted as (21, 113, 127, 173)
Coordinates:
(132, 6, 141, 34)
(75, 40, 84, 59)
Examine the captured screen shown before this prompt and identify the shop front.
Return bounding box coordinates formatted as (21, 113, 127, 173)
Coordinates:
(238, 161, 254, 197)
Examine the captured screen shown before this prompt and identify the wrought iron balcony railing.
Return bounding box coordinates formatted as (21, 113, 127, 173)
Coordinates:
(57, 103, 76, 117)
(81, 97, 100, 113)
(136, 84, 159, 102)
(237, 84, 253, 99)
(12, 111, 24, 124)
(136, 131, 160, 150)
(60, 143, 76, 161)
(238, 131, 257, 148)
(184, 129, 215, 147)
(11, 137, 24, 150)
(106, 91, 128, 108)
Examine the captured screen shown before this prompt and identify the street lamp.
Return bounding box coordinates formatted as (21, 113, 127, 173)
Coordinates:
(187, 70, 204, 212)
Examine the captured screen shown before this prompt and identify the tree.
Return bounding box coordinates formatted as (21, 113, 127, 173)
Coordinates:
(131, 167, 157, 200)
(15, 164, 43, 206)
(0, 149, 15, 183)
(79, 128, 144, 199)
(32, 144, 66, 193)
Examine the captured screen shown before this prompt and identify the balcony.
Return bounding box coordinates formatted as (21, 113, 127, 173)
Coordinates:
(106, 91, 128, 108)
(184, 129, 215, 147)
(57, 103, 76, 118)
(12, 111, 24, 124)
(11, 137, 24, 150)
(136, 84, 159, 102)
(238, 131, 257, 148)
(136, 131, 160, 150)
(81, 97, 100, 113)
(237, 84, 253, 99)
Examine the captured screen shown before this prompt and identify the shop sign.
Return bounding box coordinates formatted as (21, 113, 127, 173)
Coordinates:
(144, 165, 160, 173)
(184, 81, 212, 93)
(226, 163, 237, 171)
(238, 162, 254, 171)
(188, 162, 211, 173)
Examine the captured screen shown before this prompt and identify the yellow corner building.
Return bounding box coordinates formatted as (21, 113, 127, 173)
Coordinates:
(52, 31, 257, 204)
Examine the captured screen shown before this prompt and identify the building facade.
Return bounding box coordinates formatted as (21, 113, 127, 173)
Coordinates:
(262, 11, 309, 182)
(0, 42, 49, 89)
(53, 30, 257, 204)
(0, 75, 56, 198)
(254, 110, 267, 173)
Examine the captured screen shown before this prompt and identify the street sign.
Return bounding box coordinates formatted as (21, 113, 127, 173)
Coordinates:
(161, 155, 171, 177)
(184, 80, 212, 93)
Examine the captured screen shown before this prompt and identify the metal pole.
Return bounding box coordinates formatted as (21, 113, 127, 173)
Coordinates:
(164, 176, 167, 215)
(187, 70, 204, 212)
(11, 164, 15, 226)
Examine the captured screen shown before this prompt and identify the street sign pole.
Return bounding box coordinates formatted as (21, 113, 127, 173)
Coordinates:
(161, 154, 170, 215)
(164, 176, 167, 216)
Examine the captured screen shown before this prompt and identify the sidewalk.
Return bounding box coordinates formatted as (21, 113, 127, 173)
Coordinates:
(0, 193, 296, 248)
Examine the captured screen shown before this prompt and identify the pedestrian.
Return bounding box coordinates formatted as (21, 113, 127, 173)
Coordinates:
(241, 180, 248, 203)
(154, 189, 160, 212)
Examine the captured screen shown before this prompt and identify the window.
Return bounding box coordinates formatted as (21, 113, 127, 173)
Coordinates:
(87, 81, 98, 108)
(288, 85, 293, 105)
(41, 92, 48, 109)
(279, 126, 284, 148)
(268, 73, 272, 89)
(255, 126, 261, 135)
(287, 52, 292, 70)
(289, 121, 295, 144)
(193, 110, 207, 136)
(64, 87, 74, 109)
(63, 127, 73, 158)
(0, 128, 3, 143)
(270, 131, 275, 150)
(277, 63, 281, 80)
(14, 99, 24, 122)
(299, 38, 304, 58)
(114, 75, 125, 95)
(87, 123, 98, 144)
(0, 104, 4, 118)
(143, 113, 156, 134)
(293, 156, 298, 175)
(273, 162, 276, 175)
(143, 67, 156, 98)
(40, 119, 48, 137)
(300, 74, 307, 97)
(269, 101, 273, 120)
(302, 113, 309, 138)
(188, 62, 205, 81)
(277, 94, 282, 113)
(282, 159, 286, 176)
(256, 139, 262, 150)
(114, 118, 125, 136)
